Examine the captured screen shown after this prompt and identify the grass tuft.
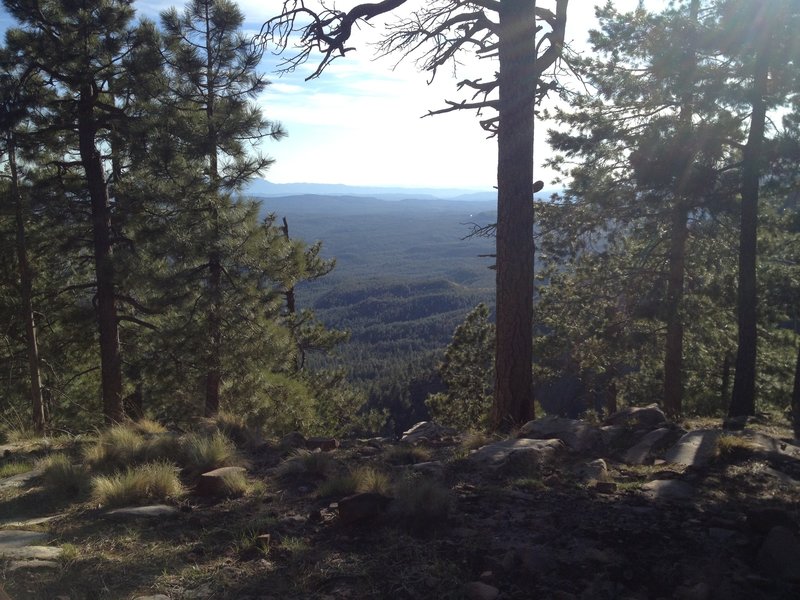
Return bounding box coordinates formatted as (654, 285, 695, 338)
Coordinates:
(383, 445, 433, 466)
(715, 434, 757, 461)
(84, 424, 146, 472)
(214, 412, 263, 450)
(275, 449, 337, 480)
(0, 460, 35, 478)
(389, 477, 451, 528)
(91, 461, 184, 507)
(180, 432, 241, 480)
(317, 466, 391, 498)
(38, 453, 89, 497)
(130, 418, 168, 435)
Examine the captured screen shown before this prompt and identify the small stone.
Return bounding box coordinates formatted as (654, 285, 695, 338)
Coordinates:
(463, 581, 500, 600)
(306, 437, 339, 452)
(337, 492, 391, 525)
(195, 466, 247, 497)
(106, 505, 179, 518)
(593, 481, 618, 494)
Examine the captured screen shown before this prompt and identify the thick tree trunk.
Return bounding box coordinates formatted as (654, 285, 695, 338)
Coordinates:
(78, 87, 124, 424)
(663, 203, 689, 419)
(8, 133, 46, 435)
(729, 49, 769, 418)
(491, 0, 537, 431)
(792, 342, 800, 440)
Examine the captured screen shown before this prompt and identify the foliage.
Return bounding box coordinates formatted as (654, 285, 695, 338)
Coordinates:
(426, 303, 494, 430)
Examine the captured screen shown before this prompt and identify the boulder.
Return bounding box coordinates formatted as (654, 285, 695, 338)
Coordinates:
(574, 459, 608, 482)
(400, 421, 455, 445)
(463, 581, 499, 600)
(605, 403, 667, 429)
(470, 438, 565, 468)
(622, 427, 673, 465)
(664, 430, 721, 467)
(757, 526, 800, 581)
(337, 492, 392, 525)
(195, 466, 247, 497)
(518, 416, 601, 453)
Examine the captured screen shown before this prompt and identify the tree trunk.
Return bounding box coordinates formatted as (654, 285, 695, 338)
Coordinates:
(792, 342, 800, 440)
(78, 86, 124, 424)
(729, 48, 769, 418)
(491, 0, 537, 431)
(663, 203, 689, 419)
(720, 349, 732, 407)
(8, 133, 46, 435)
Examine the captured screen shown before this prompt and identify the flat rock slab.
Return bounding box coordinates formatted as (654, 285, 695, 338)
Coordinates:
(623, 428, 673, 465)
(0, 546, 62, 560)
(0, 468, 42, 491)
(470, 438, 564, 466)
(642, 479, 695, 501)
(0, 515, 62, 529)
(665, 429, 721, 467)
(106, 505, 179, 518)
(8, 559, 60, 571)
(0, 530, 48, 548)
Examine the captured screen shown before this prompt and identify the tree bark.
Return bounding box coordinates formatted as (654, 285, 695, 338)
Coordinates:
(491, 0, 537, 431)
(78, 85, 124, 424)
(8, 132, 46, 435)
(729, 47, 769, 418)
(663, 203, 689, 419)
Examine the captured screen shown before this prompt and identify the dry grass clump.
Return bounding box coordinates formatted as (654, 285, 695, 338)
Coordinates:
(84, 424, 146, 472)
(383, 445, 433, 466)
(180, 431, 241, 479)
(275, 449, 337, 480)
(389, 477, 452, 528)
(211, 469, 251, 499)
(317, 466, 391, 498)
(38, 453, 90, 497)
(715, 434, 757, 461)
(91, 461, 184, 507)
(130, 418, 168, 435)
(213, 412, 263, 450)
(0, 460, 35, 478)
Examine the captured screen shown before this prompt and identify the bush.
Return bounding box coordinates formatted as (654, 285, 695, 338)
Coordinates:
(91, 461, 184, 507)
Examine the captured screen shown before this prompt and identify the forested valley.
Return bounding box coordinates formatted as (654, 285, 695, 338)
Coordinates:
(1, 1, 800, 599)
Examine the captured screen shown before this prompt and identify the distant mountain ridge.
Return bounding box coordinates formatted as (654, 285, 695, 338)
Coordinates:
(247, 179, 497, 201)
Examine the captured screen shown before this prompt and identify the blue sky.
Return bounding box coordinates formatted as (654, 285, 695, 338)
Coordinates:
(0, 0, 647, 189)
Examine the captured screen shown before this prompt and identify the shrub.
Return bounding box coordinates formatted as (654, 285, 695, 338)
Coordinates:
(91, 462, 184, 507)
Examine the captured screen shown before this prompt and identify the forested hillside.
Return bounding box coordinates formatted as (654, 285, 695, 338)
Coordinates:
(256, 195, 497, 433)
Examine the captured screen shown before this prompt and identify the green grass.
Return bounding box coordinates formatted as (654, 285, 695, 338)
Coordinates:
(91, 461, 184, 507)
(180, 432, 241, 479)
(0, 460, 35, 478)
(715, 434, 757, 461)
(383, 445, 433, 465)
(317, 466, 391, 498)
(84, 424, 147, 472)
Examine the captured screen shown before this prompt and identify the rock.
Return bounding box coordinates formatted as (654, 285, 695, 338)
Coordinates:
(0, 546, 63, 560)
(133, 596, 171, 600)
(306, 437, 339, 452)
(8, 559, 60, 571)
(518, 416, 602, 453)
(0, 468, 43, 491)
(605, 404, 667, 429)
(0, 530, 48, 547)
(470, 438, 565, 468)
(574, 458, 608, 482)
(0, 515, 62, 528)
(599, 425, 628, 449)
(400, 421, 455, 444)
(280, 431, 306, 449)
(664, 429, 721, 467)
(757, 526, 800, 581)
(641, 479, 695, 501)
(463, 581, 499, 600)
(410, 461, 445, 478)
(623, 427, 674, 465)
(195, 466, 247, 497)
(106, 505, 179, 518)
(746, 508, 798, 534)
(337, 492, 392, 525)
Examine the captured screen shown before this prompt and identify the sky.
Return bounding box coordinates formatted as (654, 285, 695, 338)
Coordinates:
(0, 0, 650, 190)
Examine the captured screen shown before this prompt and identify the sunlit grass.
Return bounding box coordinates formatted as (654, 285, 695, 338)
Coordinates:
(91, 462, 184, 507)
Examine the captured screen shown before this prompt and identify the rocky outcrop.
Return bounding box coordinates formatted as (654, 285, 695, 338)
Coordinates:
(518, 416, 601, 453)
